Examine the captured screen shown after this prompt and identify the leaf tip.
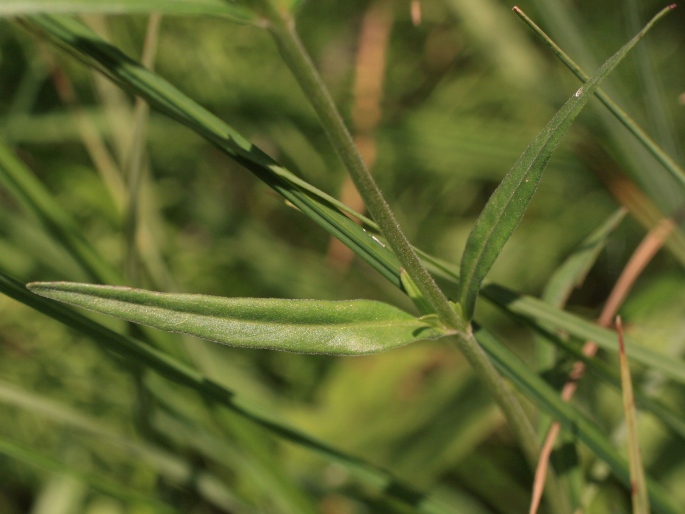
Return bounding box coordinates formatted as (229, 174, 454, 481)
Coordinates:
(27, 281, 62, 293)
(26, 281, 46, 293)
(616, 315, 626, 354)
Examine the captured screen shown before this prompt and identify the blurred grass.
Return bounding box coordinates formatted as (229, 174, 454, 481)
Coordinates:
(0, 1, 684, 513)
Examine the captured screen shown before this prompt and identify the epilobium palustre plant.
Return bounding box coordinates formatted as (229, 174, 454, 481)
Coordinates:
(0, 1, 684, 513)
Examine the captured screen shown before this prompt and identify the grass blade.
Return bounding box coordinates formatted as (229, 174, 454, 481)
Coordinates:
(513, 6, 685, 192)
(474, 324, 680, 514)
(27, 282, 447, 355)
(0, 0, 256, 22)
(530, 210, 627, 512)
(457, 5, 674, 321)
(481, 283, 685, 385)
(18, 14, 406, 290)
(543, 208, 627, 308)
(0, 141, 120, 284)
(617, 317, 651, 514)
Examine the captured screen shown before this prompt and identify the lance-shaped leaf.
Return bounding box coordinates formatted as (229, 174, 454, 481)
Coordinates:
(0, 271, 456, 513)
(27, 282, 446, 355)
(457, 5, 674, 321)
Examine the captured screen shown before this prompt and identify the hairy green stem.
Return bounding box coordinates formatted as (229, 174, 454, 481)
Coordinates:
(258, 2, 464, 333)
(256, 3, 568, 511)
(451, 329, 569, 513)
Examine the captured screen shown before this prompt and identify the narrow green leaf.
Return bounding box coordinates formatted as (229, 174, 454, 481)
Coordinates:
(543, 208, 627, 307)
(0, 0, 256, 22)
(536, 207, 626, 400)
(457, 6, 674, 321)
(481, 283, 685, 385)
(513, 6, 685, 193)
(27, 282, 446, 355)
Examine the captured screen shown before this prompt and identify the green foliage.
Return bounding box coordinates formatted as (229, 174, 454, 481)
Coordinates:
(27, 282, 447, 354)
(0, 1, 684, 513)
(458, 7, 669, 321)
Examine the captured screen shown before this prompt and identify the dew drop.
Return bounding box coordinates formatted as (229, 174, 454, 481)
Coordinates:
(371, 235, 386, 247)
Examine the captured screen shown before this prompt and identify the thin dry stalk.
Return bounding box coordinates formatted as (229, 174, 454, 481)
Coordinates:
(44, 53, 126, 210)
(529, 217, 675, 514)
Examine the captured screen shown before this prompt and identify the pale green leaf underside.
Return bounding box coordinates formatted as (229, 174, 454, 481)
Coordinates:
(27, 283, 446, 355)
(0, 0, 256, 21)
(457, 6, 673, 321)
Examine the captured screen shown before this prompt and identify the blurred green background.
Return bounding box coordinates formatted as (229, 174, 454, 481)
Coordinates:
(1, 0, 684, 512)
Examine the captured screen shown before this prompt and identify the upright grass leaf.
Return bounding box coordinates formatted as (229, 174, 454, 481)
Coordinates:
(617, 317, 651, 514)
(543, 208, 627, 308)
(536, 207, 627, 403)
(26, 282, 446, 355)
(0, 141, 120, 284)
(457, 5, 674, 321)
(123, 13, 161, 284)
(0, 0, 257, 22)
(531, 209, 627, 510)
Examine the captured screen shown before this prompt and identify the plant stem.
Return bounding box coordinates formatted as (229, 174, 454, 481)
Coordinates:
(452, 329, 569, 514)
(257, 3, 568, 511)
(258, 2, 465, 333)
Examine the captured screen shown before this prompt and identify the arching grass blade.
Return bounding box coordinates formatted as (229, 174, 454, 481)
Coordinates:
(0, 0, 256, 22)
